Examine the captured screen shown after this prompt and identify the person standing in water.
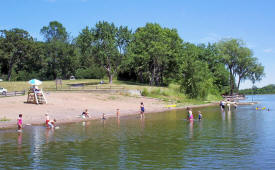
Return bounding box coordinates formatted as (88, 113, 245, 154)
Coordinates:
(220, 100, 226, 111)
(140, 102, 145, 118)
(198, 111, 202, 120)
(187, 107, 193, 120)
(116, 109, 120, 117)
(45, 113, 50, 127)
(102, 113, 106, 120)
(227, 102, 231, 111)
(17, 114, 23, 131)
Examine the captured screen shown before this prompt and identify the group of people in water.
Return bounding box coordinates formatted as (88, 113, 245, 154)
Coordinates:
(17, 102, 146, 131)
(219, 100, 237, 111)
(80, 102, 145, 120)
(17, 101, 206, 131)
(186, 107, 202, 121)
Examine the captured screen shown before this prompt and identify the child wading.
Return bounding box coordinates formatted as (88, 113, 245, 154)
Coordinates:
(48, 119, 57, 128)
(45, 113, 50, 127)
(116, 109, 120, 117)
(198, 111, 202, 120)
(17, 114, 23, 131)
(187, 107, 193, 120)
(140, 102, 145, 118)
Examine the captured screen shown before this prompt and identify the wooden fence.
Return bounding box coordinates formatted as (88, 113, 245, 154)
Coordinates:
(1, 90, 25, 97)
(45, 85, 125, 91)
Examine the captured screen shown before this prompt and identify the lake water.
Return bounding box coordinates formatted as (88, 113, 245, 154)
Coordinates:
(1, 95, 275, 169)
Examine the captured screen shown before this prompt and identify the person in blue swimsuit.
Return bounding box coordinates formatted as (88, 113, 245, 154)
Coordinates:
(198, 111, 202, 120)
(140, 102, 145, 118)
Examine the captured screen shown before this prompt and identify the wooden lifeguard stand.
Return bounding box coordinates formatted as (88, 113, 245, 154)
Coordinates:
(27, 86, 47, 104)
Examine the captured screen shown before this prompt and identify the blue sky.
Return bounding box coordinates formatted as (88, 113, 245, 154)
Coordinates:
(1, 0, 274, 89)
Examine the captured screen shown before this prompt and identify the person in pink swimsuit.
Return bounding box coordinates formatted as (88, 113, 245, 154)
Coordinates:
(17, 114, 23, 131)
(187, 107, 193, 120)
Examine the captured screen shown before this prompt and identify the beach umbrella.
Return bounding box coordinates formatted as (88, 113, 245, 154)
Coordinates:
(28, 79, 42, 85)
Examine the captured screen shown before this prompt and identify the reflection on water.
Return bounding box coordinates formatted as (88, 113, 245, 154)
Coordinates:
(1, 95, 275, 169)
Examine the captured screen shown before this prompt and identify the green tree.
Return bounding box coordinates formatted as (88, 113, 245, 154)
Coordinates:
(0, 28, 35, 81)
(75, 26, 94, 67)
(179, 43, 214, 99)
(217, 38, 264, 94)
(217, 39, 241, 95)
(40, 21, 68, 43)
(91, 21, 131, 83)
(125, 23, 183, 85)
(197, 43, 229, 93)
(75, 25, 114, 79)
(40, 21, 78, 79)
(249, 63, 264, 86)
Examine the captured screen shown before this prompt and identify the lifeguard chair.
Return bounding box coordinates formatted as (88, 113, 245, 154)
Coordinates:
(27, 79, 47, 104)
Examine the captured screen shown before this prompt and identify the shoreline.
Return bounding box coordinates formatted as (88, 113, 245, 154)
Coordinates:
(0, 102, 219, 130)
(0, 92, 220, 130)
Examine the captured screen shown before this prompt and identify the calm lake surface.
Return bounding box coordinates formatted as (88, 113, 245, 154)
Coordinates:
(1, 95, 275, 169)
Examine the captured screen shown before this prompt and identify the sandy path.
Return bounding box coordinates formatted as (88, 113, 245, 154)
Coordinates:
(0, 92, 169, 129)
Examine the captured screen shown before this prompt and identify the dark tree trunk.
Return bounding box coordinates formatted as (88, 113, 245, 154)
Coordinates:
(7, 64, 13, 81)
(229, 67, 234, 96)
(108, 72, 113, 84)
(237, 77, 241, 94)
(150, 64, 156, 86)
(7, 56, 14, 81)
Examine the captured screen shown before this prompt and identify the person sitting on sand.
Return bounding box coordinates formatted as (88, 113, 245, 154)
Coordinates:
(17, 114, 23, 131)
(82, 109, 89, 118)
(48, 119, 56, 128)
(198, 111, 202, 120)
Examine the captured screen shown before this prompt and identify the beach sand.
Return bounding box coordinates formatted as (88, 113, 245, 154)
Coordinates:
(0, 92, 219, 129)
(0, 92, 169, 129)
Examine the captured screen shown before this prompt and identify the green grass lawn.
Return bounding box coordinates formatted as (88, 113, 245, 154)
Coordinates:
(0, 79, 221, 105)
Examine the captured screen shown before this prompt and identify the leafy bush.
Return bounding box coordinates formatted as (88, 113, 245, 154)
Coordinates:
(141, 88, 149, 96)
(76, 67, 105, 79)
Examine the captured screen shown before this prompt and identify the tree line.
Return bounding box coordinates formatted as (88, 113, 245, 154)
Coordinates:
(0, 21, 264, 98)
(240, 84, 275, 94)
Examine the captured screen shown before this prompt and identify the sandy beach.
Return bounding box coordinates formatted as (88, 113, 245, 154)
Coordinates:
(0, 92, 169, 129)
(0, 92, 218, 129)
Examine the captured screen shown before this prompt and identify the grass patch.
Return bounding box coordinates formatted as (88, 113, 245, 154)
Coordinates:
(0, 79, 103, 91)
(0, 117, 10, 122)
(108, 96, 118, 100)
(139, 83, 220, 105)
